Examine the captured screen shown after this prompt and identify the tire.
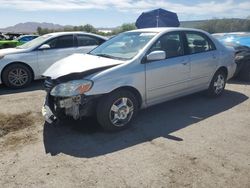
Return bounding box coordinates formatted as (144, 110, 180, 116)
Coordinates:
(206, 70, 227, 97)
(2, 64, 33, 89)
(238, 63, 250, 81)
(96, 89, 139, 131)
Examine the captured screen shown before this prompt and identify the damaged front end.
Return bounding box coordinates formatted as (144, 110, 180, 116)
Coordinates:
(42, 77, 100, 124)
(40, 53, 123, 124)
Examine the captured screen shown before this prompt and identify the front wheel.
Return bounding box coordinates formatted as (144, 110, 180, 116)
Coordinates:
(96, 90, 139, 131)
(206, 70, 227, 97)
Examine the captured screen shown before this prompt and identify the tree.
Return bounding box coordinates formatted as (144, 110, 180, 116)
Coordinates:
(198, 18, 250, 33)
(112, 23, 136, 35)
(82, 24, 97, 33)
(37, 27, 42, 35)
(121, 23, 136, 32)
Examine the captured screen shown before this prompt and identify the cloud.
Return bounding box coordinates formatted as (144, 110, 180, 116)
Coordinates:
(0, 0, 249, 19)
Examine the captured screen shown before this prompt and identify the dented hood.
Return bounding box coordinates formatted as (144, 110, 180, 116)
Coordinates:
(43, 53, 124, 79)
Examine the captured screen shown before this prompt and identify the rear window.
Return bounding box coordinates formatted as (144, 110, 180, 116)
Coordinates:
(186, 32, 216, 54)
(76, 35, 105, 46)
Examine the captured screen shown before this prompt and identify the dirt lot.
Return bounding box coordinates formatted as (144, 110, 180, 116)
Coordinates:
(0, 80, 249, 188)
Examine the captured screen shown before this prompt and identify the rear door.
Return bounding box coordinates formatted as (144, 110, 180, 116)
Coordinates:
(145, 32, 191, 105)
(184, 31, 218, 89)
(75, 34, 106, 53)
(37, 35, 75, 74)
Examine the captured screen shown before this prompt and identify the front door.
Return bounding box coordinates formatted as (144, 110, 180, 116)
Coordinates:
(145, 32, 191, 105)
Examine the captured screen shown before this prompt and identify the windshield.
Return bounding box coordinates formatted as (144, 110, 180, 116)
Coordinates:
(17, 35, 52, 49)
(89, 32, 157, 60)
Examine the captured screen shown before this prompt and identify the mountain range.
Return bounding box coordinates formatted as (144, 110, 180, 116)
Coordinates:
(0, 21, 207, 34)
(0, 22, 73, 33)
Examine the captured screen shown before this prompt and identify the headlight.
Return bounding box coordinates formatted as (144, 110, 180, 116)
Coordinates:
(50, 79, 93, 97)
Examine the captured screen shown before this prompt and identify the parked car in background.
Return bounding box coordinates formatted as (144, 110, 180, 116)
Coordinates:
(0, 34, 39, 49)
(42, 28, 236, 131)
(213, 32, 250, 81)
(0, 32, 107, 88)
(0, 34, 7, 40)
(17, 35, 39, 44)
(4, 33, 23, 40)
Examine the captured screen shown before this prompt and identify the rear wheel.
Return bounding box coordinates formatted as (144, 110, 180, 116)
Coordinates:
(2, 64, 33, 89)
(206, 70, 226, 97)
(96, 90, 139, 131)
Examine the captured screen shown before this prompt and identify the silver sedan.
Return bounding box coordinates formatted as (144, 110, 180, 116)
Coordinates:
(42, 27, 236, 131)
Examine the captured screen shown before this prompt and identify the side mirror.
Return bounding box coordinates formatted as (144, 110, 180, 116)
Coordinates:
(39, 44, 50, 50)
(146, 50, 166, 62)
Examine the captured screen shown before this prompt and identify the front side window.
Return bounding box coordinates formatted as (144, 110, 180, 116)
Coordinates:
(186, 32, 216, 54)
(150, 32, 184, 58)
(45, 35, 74, 49)
(89, 32, 157, 60)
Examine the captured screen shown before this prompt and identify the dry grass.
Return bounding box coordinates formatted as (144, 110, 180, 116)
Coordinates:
(0, 112, 35, 137)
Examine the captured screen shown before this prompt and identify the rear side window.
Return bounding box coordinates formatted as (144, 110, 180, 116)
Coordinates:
(45, 35, 74, 49)
(186, 32, 216, 54)
(76, 35, 105, 47)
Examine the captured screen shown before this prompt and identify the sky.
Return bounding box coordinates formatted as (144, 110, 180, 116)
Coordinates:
(0, 0, 249, 28)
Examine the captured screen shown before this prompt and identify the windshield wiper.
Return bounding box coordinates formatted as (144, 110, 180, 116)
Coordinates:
(95, 53, 115, 58)
(94, 53, 127, 60)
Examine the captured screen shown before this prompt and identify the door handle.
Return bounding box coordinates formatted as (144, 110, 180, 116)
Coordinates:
(182, 62, 188, 65)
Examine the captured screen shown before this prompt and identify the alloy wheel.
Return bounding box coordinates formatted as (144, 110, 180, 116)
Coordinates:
(109, 97, 134, 127)
(214, 74, 225, 94)
(8, 68, 29, 87)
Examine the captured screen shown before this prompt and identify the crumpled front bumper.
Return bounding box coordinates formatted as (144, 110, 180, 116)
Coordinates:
(42, 96, 57, 124)
(42, 92, 99, 124)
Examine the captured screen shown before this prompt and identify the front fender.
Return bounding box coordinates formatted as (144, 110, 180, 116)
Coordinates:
(85, 68, 146, 105)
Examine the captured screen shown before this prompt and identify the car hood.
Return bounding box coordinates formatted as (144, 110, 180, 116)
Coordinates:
(0, 48, 28, 56)
(43, 53, 124, 79)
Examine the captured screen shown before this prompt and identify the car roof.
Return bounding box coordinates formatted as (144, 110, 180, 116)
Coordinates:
(19, 34, 39, 37)
(43, 31, 107, 40)
(127, 27, 206, 33)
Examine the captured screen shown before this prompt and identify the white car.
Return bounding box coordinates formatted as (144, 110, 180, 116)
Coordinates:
(0, 32, 107, 88)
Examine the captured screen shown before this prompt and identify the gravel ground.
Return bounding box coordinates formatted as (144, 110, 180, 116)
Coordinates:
(0, 80, 249, 188)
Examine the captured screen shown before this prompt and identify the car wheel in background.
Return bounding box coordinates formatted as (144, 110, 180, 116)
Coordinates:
(206, 70, 227, 97)
(2, 63, 33, 89)
(96, 89, 139, 131)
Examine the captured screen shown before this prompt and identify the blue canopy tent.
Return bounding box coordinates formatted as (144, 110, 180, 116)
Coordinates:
(136, 8, 180, 29)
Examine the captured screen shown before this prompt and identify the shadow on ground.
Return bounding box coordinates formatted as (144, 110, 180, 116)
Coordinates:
(0, 80, 44, 95)
(43, 90, 248, 158)
(228, 79, 250, 86)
